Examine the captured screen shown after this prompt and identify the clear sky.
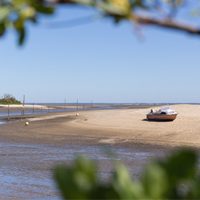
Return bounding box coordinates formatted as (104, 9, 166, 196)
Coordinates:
(1, 6, 200, 103)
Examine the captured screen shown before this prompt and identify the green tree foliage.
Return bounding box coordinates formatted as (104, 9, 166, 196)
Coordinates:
(0, 94, 21, 104)
(0, 0, 54, 45)
(0, 0, 200, 45)
(54, 149, 200, 199)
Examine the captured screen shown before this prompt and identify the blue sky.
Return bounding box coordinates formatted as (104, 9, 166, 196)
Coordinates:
(1, 6, 200, 103)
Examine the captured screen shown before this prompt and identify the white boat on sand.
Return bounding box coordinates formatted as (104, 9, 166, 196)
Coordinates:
(147, 107, 177, 121)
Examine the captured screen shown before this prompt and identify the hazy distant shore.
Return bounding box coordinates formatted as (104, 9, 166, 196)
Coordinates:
(0, 104, 200, 148)
(0, 103, 155, 123)
(0, 104, 48, 109)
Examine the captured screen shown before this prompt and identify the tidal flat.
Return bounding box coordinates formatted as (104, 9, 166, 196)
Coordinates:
(0, 104, 199, 199)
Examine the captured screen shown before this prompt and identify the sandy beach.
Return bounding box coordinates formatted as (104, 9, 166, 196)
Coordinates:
(65, 104, 200, 147)
(0, 104, 200, 147)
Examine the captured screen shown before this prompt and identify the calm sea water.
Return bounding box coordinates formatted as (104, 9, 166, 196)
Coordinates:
(0, 141, 167, 200)
(0, 103, 164, 123)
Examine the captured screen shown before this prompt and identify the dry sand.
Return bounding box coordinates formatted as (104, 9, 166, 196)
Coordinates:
(67, 104, 200, 147)
(1, 104, 200, 148)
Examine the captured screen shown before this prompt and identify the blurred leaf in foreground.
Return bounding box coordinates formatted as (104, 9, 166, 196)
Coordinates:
(54, 148, 200, 199)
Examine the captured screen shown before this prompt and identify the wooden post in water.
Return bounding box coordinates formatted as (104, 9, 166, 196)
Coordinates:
(64, 97, 67, 110)
(22, 95, 25, 116)
(91, 101, 93, 109)
(76, 98, 79, 111)
(47, 104, 50, 113)
(7, 104, 10, 120)
(32, 103, 35, 113)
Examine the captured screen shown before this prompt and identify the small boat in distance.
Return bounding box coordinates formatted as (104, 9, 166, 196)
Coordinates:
(147, 107, 177, 121)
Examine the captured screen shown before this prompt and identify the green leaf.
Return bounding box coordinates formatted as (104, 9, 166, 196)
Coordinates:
(112, 163, 144, 199)
(160, 149, 198, 183)
(54, 156, 97, 200)
(34, 4, 54, 15)
(0, 22, 6, 36)
(17, 25, 25, 45)
(142, 163, 168, 199)
(53, 149, 200, 200)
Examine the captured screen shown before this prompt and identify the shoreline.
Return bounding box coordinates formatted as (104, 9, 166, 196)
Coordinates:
(0, 104, 200, 149)
(0, 104, 49, 109)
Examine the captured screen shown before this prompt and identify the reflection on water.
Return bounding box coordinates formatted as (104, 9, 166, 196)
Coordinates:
(0, 142, 167, 200)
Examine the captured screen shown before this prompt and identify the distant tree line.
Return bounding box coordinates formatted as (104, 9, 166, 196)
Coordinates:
(0, 94, 21, 104)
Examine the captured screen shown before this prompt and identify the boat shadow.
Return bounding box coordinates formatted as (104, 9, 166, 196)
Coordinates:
(142, 119, 173, 123)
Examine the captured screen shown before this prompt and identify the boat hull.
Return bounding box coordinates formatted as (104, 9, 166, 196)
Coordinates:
(146, 113, 177, 121)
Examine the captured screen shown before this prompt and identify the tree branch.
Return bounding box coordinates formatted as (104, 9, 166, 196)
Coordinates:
(132, 15, 200, 35)
(48, 0, 200, 36)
